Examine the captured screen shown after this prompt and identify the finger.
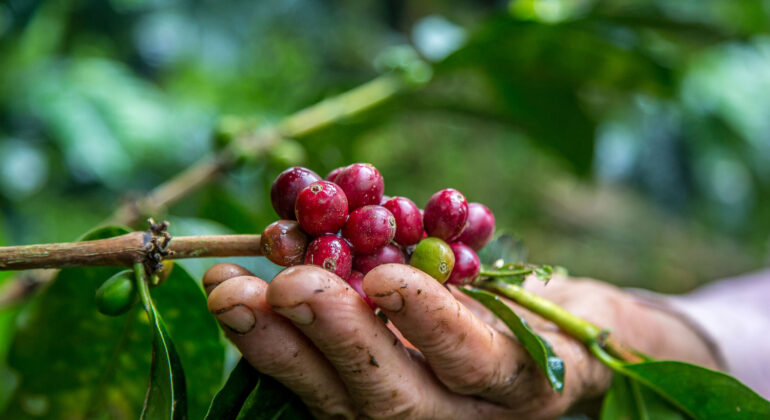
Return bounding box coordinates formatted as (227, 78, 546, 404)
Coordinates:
(363, 264, 552, 406)
(207, 275, 356, 419)
(266, 265, 505, 419)
(202, 263, 253, 295)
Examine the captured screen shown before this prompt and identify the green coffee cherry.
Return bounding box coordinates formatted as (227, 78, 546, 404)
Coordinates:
(409, 237, 455, 283)
(95, 270, 139, 316)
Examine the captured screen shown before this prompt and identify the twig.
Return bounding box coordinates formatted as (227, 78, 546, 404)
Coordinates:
(483, 280, 643, 363)
(0, 233, 262, 271)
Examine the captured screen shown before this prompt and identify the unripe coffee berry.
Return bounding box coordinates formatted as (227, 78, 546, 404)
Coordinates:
(456, 202, 495, 251)
(304, 234, 353, 279)
(409, 237, 455, 283)
(270, 167, 321, 219)
(342, 205, 396, 254)
(260, 220, 309, 267)
(423, 188, 469, 242)
(353, 243, 406, 274)
(334, 163, 384, 211)
(295, 181, 348, 236)
(447, 242, 481, 285)
(383, 196, 423, 247)
(346, 270, 376, 310)
(95, 270, 139, 316)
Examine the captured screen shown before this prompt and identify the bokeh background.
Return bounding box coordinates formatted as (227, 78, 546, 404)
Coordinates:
(0, 0, 769, 418)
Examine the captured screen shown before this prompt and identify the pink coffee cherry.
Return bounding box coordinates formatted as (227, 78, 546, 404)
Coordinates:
(353, 243, 406, 274)
(346, 270, 376, 310)
(334, 163, 384, 211)
(270, 166, 321, 219)
(295, 181, 348, 236)
(456, 202, 496, 251)
(447, 242, 481, 285)
(383, 196, 423, 247)
(342, 205, 396, 254)
(304, 234, 353, 279)
(423, 188, 469, 242)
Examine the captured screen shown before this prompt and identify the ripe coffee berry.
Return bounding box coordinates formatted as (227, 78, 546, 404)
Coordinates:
(410, 237, 455, 283)
(260, 220, 309, 267)
(342, 205, 396, 254)
(304, 234, 353, 279)
(270, 167, 321, 219)
(423, 188, 469, 242)
(334, 163, 384, 211)
(295, 181, 348, 236)
(383, 196, 423, 247)
(353, 243, 406, 274)
(325, 166, 345, 182)
(346, 270, 376, 310)
(457, 203, 495, 251)
(447, 242, 481, 285)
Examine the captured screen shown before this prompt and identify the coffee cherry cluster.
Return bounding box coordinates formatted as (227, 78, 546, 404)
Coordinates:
(262, 164, 496, 308)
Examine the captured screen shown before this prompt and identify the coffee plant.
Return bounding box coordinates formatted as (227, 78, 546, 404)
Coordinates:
(1, 2, 770, 419)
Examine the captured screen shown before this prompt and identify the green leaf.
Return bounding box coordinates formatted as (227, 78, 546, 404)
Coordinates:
(136, 263, 187, 420)
(600, 374, 686, 420)
(205, 358, 259, 420)
(236, 372, 312, 420)
(617, 361, 770, 420)
(477, 234, 527, 266)
(460, 288, 564, 392)
(3, 226, 224, 419)
(205, 357, 312, 420)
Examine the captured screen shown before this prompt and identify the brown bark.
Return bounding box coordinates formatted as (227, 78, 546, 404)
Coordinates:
(0, 233, 262, 270)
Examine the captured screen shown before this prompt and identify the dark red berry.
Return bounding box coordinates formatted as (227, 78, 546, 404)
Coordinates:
(457, 203, 496, 251)
(346, 270, 376, 310)
(383, 196, 423, 247)
(423, 188, 469, 241)
(379, 195, 391, 205)
(295, 181, 348, 236)
(447, 242, 480, 285)
(260, 220, 309, 267)
(334, 163, 384, 211)
(342, 205, 396, 254)
(270, 167, 322, 219)
(325, 166, 346, 182)
(304, 234, 353, 279)
(353, 244, 406, 274)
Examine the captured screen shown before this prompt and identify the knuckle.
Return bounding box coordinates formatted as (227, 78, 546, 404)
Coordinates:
(358, 389, 425, 420)
(442, 362, 499, 394)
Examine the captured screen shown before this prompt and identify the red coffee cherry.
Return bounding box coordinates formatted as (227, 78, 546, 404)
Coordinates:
(260, 220, 309, 267)
(342, 205, 396, 254)
(456, 202, 496, 251)
(334, 163, 384, 211)
(353, 243, 406, 274)
(383, 196, 423, 247)
(447, 242, 481, 285)
(304, 234, 353, 279)
(325, 166, 346, 182)
(270, 167, 321, 219)
(295, 181, 348, 236)
(346, 270, 376, 310)
(423, 188, 469, 242)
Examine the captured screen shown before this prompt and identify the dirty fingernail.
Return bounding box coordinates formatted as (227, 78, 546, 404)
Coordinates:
(272, 302, 315, 325)
(371, 290, 404, 312)
(214, 304, 256, 334)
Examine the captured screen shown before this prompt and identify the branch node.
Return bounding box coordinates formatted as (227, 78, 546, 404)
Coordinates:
(143, 219, 173, 275)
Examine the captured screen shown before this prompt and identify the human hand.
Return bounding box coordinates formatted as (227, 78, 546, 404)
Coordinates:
(204, 263, 719, 419)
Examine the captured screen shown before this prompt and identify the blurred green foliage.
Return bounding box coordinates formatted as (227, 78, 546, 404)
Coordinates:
(0, 0, 769, 417)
